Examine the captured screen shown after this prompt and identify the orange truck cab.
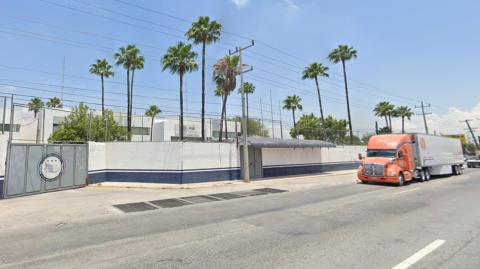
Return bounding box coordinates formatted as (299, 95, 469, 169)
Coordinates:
(357, 133, 464, 186)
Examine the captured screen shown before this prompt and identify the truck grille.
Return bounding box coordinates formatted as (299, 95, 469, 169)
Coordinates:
(364, 164, 385, 176)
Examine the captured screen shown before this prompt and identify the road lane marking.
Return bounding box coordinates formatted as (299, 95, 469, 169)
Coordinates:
(392, 239, 446, 269)
(393, 188, 420, 195)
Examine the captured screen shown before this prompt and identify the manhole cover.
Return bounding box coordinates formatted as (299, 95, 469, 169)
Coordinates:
(149, 199, 192, 208)
(113, 202, 158, 213)
(253, 188, 288, 194)
(209, 193, 245, 200)
(230, 190, 268, 197)
(180, 195, 221, 204)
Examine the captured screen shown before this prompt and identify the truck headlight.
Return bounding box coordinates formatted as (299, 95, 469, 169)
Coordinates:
(388, 169, 397, 176)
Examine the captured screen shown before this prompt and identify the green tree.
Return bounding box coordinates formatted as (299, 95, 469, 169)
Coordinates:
(282, 95, 303, 126)
(374, 101, 395, 131)
(394, 106, 414, 133)
(186, 16, 222, 142)
(302, 62, 329, 122)
(213, 55, 240, 141)
(328, 45, 358, 143)
(239, 82, 255, 125)
(89, 58, 114, 116)
(145, 105, 161, 142)
(46, 97, 63, 108)
(290, 114, 348, 143)
(114, 45, 144, 135)
(28, 97, 44, 118)
(161, 42, 198, 140)
(48, 103, 127, 143)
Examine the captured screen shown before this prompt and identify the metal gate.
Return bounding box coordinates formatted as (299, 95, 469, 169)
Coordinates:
(3, 143, 88, 198)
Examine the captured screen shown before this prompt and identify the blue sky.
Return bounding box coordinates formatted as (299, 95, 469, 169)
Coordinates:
(1, 0, 479, 133)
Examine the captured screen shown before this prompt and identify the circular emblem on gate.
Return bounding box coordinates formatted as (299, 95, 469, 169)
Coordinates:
(39, 153, 64, 181)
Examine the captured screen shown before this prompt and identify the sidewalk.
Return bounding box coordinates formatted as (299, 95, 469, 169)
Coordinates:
(0, 170, 357, 231)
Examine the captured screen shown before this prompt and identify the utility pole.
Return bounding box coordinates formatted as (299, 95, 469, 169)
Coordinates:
(269, 89, 275, 138)
(260, 97, 264, 130)
(415, 101, 431, 134)
(61, 56, 65, 103)
(229, 40, 254, 183)
(279, 100, 283, 139)
(461, 119, 479, 149)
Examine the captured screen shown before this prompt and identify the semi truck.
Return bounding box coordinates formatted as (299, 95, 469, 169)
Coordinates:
(357, 133, 464, 186)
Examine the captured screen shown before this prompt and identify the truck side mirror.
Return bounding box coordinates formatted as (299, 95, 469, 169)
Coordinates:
(358, 153, 363, 160)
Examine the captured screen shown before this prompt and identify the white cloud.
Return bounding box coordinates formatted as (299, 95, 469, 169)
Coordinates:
(231, 0, 250, 8)
(389, 102, 480, 142)
(284, 0, 300, 10)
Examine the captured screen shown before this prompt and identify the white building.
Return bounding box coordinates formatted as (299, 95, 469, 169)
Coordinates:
(0, 107, 240, 143)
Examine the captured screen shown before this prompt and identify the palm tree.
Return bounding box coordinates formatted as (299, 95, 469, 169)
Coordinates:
(89, 58, 114, 116)
(374, 101, 395, 130)
(214, 87, 228, 140)
(28, 97, 44, 118)
(46, 97, 63, 108)
(114, 45, 143, 135)
(394, 106, 413, 133)
(328, 45, 358, 143)
(186, 16, 222, 142)
(239, 82, 255, 124)
(145, 105, 161, 141)
(302, 63, 329, 122)
(161, 42, 198, 140)
(213, 55, 240, 141)
(283, 95, 303, 126)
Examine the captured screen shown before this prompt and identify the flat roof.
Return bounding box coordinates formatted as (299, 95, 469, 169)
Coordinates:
(240, 136, 336, 148)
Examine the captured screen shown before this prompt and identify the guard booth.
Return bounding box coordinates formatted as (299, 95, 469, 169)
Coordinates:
(2, 143, 88, 199)
(239, 137, 336, 179)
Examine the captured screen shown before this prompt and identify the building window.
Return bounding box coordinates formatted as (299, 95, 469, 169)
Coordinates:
(131, 127, 150, 136)
(0, 124, 20, 132)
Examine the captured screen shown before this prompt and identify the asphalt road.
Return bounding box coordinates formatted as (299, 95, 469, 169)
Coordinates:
(1, 169, 480, 269)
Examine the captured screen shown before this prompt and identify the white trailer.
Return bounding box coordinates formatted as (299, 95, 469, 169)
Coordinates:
(413, 134, 464, 176)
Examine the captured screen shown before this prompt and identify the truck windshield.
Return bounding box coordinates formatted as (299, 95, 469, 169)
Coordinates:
(367, 150, 396, 158)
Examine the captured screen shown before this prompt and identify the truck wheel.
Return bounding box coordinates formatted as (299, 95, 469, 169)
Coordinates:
(452, 166, 459, 176)
(424, 169, 431, 180)
(397, 173, 405, 186)
(418, 170, 426, 182)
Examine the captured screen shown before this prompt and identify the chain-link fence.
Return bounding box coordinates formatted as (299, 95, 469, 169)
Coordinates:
(0, 96, 374, 145)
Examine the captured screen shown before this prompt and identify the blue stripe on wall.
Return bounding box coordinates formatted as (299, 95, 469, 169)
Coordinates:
(88, 168, 241, 184)
(263, 162, 360, 178)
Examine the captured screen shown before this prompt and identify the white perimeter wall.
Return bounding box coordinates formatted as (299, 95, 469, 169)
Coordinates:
(88, 142, 239, 171)
(262, 146, 367, 166)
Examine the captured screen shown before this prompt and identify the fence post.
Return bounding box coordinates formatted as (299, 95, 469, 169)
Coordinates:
(87, 110, 93, 142)
(2, 96, 6, 135)
(8, 96, 14, 142)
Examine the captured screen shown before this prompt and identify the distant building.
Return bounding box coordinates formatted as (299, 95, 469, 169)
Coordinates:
(0, 107, 240, 143)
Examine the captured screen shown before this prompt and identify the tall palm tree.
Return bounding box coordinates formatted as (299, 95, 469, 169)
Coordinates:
(328, 45, 358, 143)
(302, 62, 329, 122)
(214, 87, 228, 140)
(239, 82, 255, 124)
(28, 97, 44, 118)
(114, 44, 143, 135)
(46, 97, 63, 108)
(374, 101, 395, 130)
(186, 16, 222, 142)
(161, 42, 198, 140)
(145, 105, 161, 141)
(129, 55, 145, 129)
(89, 58, 114, 116)
(213, 55, 240, 141)
(394, 106, 413, 133)
(283, 95, 303, 126)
